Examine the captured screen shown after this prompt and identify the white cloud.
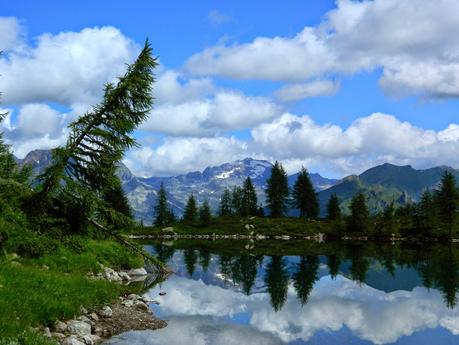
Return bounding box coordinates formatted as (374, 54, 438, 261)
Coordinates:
(142, 91, 281, 136)
(275, 80, 340, 102)
(251, 113, 459, 175)
(2, 104, 70, 157)
(124, 136, 249, 177)
(0, 24, 138, 106)
(185, 0, 459, 98)
(0, 17, 23, 51)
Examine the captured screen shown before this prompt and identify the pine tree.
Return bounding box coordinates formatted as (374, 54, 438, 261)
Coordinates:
(436, 171, 459, 238)
(241, 177, 258, 216)
(348, 192, 370, 232)
(292, 167, 319, 219)
(219, 188, 232, 216)
(183, 194, 197, 224)
(326, 194, 341, 221)
(199, 199, 212, 227)
(265, 161, 289, 218)
(154, 183, 169, 227)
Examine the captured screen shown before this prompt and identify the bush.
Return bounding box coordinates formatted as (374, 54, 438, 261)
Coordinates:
(16, 235, 58, 259)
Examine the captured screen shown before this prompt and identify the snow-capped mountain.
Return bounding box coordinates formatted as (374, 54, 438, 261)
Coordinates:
(120, 158, 339, 223)
(16, 150, 339, 223)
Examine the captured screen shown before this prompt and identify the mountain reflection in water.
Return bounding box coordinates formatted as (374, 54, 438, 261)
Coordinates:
(106, 241, 459, 345)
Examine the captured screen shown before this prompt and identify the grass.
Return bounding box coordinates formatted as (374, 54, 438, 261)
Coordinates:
(0, 221, 148, 344)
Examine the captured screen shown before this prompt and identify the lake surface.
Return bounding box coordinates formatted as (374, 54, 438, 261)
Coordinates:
(106, 240, 459, 345)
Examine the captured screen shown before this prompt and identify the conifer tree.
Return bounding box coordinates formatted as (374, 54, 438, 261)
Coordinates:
(292, 167, 319, 219)
(199, 199, 212, 227)
(32, 41, 157, 231)
(241, 177, 258, 216)
(154, 183, 169, 227)
(265, 161, 289, 218)
(102, 175, 132, 219)
(219, 188, 232, 216)
(326, 194, 341, 221)
(183, 194, 197, 224)
(348, 192, 370, 232)
(231, 186, 244, 215)
(436, 171, 459, 238)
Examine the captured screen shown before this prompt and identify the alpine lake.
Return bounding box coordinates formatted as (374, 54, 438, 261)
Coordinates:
(105, 239, 459, 345)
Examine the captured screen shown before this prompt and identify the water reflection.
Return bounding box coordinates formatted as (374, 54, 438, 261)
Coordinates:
(106, 241, 459, 345)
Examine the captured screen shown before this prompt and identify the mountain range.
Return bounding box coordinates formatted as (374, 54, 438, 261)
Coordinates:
(17, 149, 459, 223)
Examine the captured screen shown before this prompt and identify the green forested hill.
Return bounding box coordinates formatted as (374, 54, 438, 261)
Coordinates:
(318, 163, 459, 215)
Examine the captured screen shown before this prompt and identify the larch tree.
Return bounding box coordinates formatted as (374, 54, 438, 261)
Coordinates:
(436, 171, 459, 238)
(219, 188, 232, 216)
(154, 183, 169, 227)
(199, 199, 212, 227)
(348, 192, 370, 232)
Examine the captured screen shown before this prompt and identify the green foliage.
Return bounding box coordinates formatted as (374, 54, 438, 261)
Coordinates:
(219, 188, 232, 216)
(183, 194, 198, 224)
(326, 194, 341, 221)
(241, 177, 258, 216)
(437, 171, 459, 237)
(292, 167, 319, 219)
(347, 192, 370, 233)
(154, 183, 171, 227)
(231, 186, 244, 215)
(199, 200, 212, 227)
(102, 174, 132, 220)
(266, 161, 289, 218)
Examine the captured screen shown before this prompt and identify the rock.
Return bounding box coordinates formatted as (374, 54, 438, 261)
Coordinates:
(127, 268, 148, 276)
(51, 332, 65, 340)
(127, 293, 139, 300)
(161, 227, 174, 232)
(121, 299, 134, 307)
(62, 336, 85, 345)
(139, 294, 153, 303)
(89, 312, 99, 321)
(54, 320, 67, 333)
(77, 315, 94, 326)
(99, 306, 113, 318)
(80, 306, 88, 314)
(82, 334, 101, 345)
(134, 301, 150, 312)
(67, 320, 91, 337)
(103, 267, 122, 282)
(159, 292, 167, 296)
(118, 271, 131, 281)
(43, 327, 52, 337)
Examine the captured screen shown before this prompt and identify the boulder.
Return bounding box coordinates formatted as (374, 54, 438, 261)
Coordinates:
(67, 320, 91, 337)
(118, 271, 131, 281)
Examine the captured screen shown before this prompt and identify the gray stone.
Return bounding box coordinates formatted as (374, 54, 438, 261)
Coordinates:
(99, 305, 112, 318)
(62, 336, 85, 345)
(54, 320, 67, 333)
(127, 293, 139, 300)
(127, 268, 147, 276)
(43, 327, 52, 337)
(121, 299, 134, 307)
(67, 320, 91, 337)
(82, 334, 101, 345)
(89, 312, 99, 321)
(51, 332, 65, 340)
(118, 271, 131, 281)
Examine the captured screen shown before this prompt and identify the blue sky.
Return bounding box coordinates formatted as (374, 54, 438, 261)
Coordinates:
(1, 0, 459, 178)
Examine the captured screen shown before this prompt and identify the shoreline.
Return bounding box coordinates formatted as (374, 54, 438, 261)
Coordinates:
(41, 265, 171, 345)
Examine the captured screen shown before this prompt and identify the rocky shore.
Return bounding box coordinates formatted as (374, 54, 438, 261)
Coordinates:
(41, 265, 168, 345)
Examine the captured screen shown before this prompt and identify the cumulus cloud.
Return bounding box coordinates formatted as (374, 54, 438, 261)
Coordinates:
(124, 136, 249, 177)
(1, 104, 70, 157)
(142, 91, 281, 136)
(275, 80, 340, 101)
(0, 24, 138, 106)
(0, 17, 23, 51)
(185, 0, 459, 98)
(251, 113, 459, 175)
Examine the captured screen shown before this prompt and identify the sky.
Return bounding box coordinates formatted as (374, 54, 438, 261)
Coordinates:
(1, 0, 459, 178)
